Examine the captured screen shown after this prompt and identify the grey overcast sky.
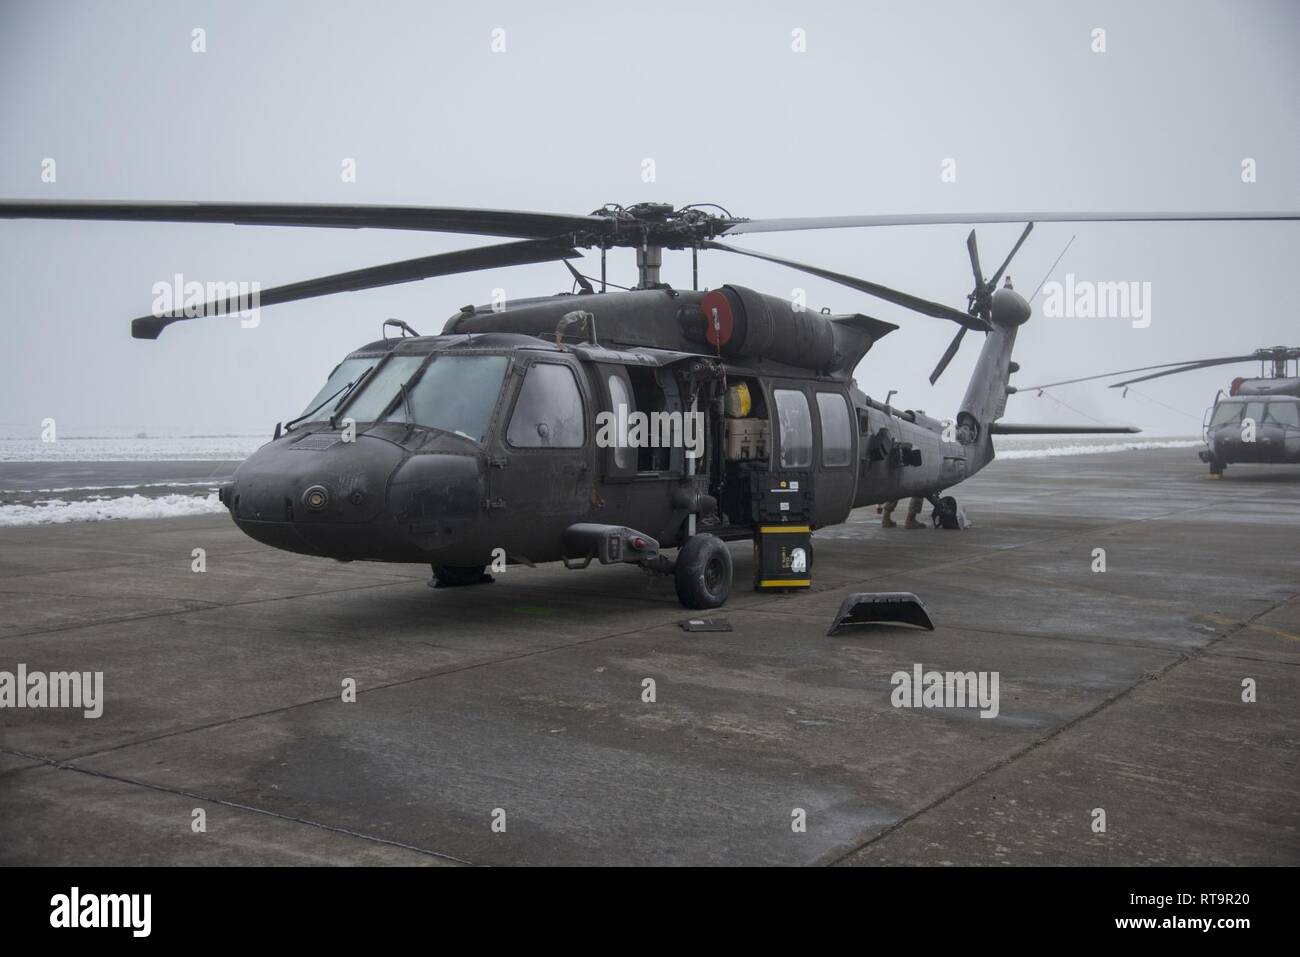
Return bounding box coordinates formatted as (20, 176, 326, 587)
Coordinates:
(1, 0, 1297, 436)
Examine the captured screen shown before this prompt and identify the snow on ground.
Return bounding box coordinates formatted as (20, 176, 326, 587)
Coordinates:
(995, 438, 1202, 460)
(0, 492, 225, 527)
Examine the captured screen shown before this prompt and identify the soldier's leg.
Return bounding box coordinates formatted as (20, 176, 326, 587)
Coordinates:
(904, 496, 926, 529)
(881, 499, 899, 528)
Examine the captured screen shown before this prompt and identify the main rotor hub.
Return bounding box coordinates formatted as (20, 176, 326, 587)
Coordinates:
(585, 202, 739, 249)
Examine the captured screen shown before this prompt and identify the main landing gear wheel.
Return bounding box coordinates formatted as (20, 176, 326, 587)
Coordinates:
(674, 534, 733, 609)
(431, 564, 495, 588)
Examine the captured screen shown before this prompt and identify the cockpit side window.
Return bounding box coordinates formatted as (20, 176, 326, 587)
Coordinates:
(773, 388, 812, 468)
(506, 361, 586, 449)
(1209, 402, 1245, 428)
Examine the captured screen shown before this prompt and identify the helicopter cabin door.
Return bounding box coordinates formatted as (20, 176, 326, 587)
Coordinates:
(591, 361, 689, 544)
(493, 355, 594, 558)
(769, 380, 858, 528)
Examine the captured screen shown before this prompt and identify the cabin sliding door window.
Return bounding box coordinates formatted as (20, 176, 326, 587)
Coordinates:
(816, 391, 853, 467)
(773, 388, 812, 468)
(507, 361, 586, 448)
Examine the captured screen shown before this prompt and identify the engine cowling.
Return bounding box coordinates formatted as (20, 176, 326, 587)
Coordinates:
(691, 285, 837, 370)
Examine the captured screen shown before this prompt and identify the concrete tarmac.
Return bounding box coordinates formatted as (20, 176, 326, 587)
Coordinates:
(0, 448, 1296, 865)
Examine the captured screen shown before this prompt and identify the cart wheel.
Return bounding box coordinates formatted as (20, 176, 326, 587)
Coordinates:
(674, 534, 732, 609)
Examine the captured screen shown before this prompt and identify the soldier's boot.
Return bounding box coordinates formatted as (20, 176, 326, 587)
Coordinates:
(880, 501, 898, 528)
(904, 498, 926, 529)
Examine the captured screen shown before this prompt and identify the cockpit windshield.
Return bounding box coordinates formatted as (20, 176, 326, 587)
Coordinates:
(1210, 398, 1300, 428)
(383, 354, 508, 443)
(293, 356, 380, 424)
(292, 352, 510, 443)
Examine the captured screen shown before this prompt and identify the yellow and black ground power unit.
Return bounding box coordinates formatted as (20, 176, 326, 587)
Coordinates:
(749, 470, 814, 591)
(754, 524, 813, 591)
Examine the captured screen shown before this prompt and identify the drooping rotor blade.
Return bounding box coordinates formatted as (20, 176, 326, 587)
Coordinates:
(130, 238, 581, 339)
(929, 326, 968, 385)
(987, 221, 1034, 288)
(1107, 356, 1264, 388)
(722, 210, 1300, 235)
(703, 241, 988, 331)
(0, 200, 611, 240)
(1019, 354, 1260, 392)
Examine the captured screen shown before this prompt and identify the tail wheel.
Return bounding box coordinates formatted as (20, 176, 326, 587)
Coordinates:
(674, 534, 733, 609)
(931, 495, 960, 529)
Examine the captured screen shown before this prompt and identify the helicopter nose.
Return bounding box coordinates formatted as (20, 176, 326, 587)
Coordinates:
(221, 431, 485, 561)
(225, 432, 400, 526)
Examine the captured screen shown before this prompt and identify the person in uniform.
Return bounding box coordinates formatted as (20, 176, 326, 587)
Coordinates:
(880, 496, 927, 529)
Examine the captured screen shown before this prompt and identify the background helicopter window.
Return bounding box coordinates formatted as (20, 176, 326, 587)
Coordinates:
(1264, 402, 1299, 427)
(298, 357, 379, 420)
(384, 355, 508, 443)
(1243, 401, 1267, 427)
(607, 373, 633, 470)
(337, 355, 425, 423)
(507, 361, 585, 448)
(773, 388, 812, 468)
(1209, 401, 1246, 427)
(816, 391, 853, 467)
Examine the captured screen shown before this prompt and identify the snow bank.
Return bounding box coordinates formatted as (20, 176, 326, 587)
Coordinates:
(0, 492, 225, 527)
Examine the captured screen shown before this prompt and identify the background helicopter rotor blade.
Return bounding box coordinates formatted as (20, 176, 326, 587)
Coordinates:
(130, 238, 581, 339)
(0, 199, 610, 240)
(1106, 355, 1264, 388)
(721, 209, 1300, 234)
(1019, 354, 1262, 391)
(703, 240, 988, 331)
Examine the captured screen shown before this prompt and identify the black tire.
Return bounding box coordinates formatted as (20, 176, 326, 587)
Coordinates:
(674, 534, 733, 609)
(931, 496, 960, 529)
(432, 564, 494, 588)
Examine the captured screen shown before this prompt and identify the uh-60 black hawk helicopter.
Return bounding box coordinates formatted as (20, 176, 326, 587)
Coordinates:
(1021, 344, 1300, 477)
(3, 200, 1295, 608)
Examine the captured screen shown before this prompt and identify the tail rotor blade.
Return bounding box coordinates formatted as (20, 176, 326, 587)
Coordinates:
(966, 229, 984, 290)
(988, 222, 1035, 289)
(929, 326, 968, 385)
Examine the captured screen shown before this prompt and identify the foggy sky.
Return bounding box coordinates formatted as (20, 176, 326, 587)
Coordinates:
(1, 0, 1297, 438)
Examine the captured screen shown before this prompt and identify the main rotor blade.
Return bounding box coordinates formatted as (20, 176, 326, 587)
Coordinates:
(703, 241, 988, 331)
(929, 326, 968, 385)
(987, 221, 1034, 288)
(131, 238, 580, 339)
(1019, 354, 1261, 391)
(722, 210, 1300, 235)
(0, 200, 610, 240)
(1107, 356, 1264, 388)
